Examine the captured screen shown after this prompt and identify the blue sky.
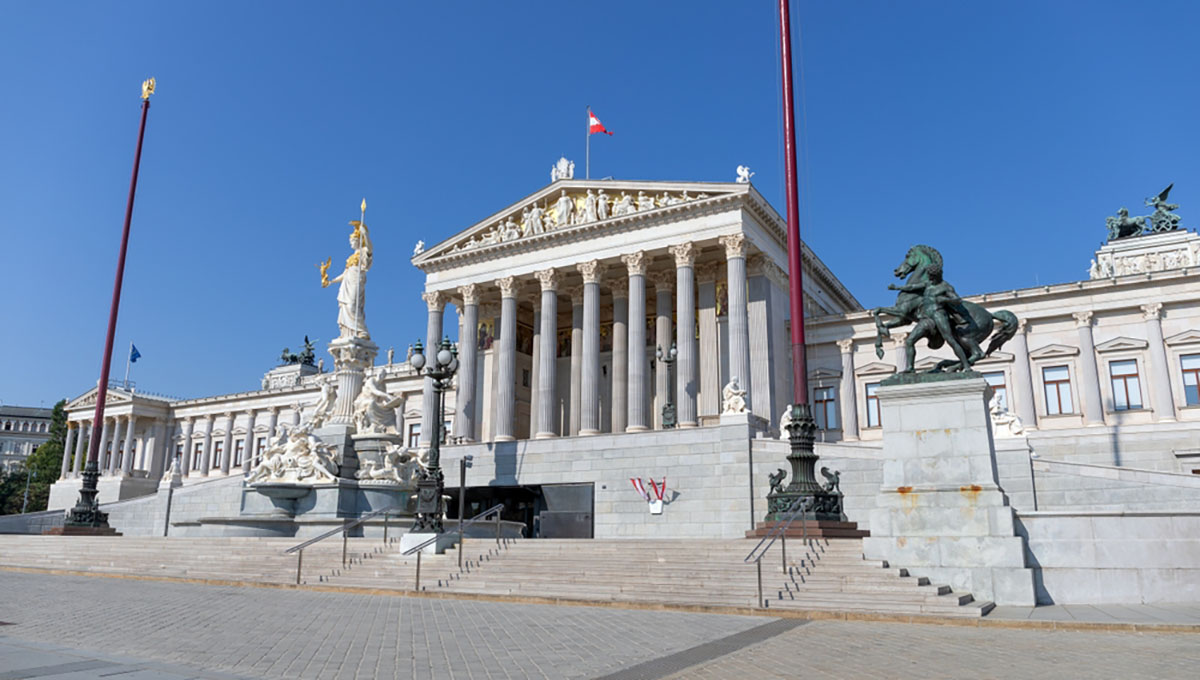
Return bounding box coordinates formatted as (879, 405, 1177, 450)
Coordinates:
(2, 1, 1197, 407)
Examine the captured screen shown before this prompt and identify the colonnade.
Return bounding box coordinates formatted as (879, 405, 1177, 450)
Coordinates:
(421, 235, 758, 443)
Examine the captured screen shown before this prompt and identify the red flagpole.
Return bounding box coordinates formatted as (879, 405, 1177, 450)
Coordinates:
(779, 0, 808, 405)
(86, 85, 152, 468)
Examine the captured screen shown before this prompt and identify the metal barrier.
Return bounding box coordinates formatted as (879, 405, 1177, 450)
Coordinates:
(283, 505, 403, 585)
(402, 503, 506, 592)
(744, 496, 813, 608)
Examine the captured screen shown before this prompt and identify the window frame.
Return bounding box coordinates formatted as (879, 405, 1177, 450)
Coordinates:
(1042, 365, 1075, 416)
(1108, 359, 1144, 411)
(1181, 353, 1200, 407)
(813, 385, 838, 430)
(864, 382, 882, 428)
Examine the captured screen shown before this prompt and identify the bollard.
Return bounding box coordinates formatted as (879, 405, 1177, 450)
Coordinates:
(415, 550, 422, 591)
(781, 532, 787, 574)
(296, 549, 303, 585)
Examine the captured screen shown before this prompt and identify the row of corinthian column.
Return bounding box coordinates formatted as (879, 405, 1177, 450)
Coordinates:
(421, 234, 756, 443)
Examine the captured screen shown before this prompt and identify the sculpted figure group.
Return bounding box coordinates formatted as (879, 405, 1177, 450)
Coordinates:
(247, 423, 340, 485)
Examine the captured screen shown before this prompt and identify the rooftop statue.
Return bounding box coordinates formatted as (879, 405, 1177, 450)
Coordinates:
(1105, 207, 1146, 241)
(873, 245, 1019, 375)
(1145, 183, 1182, 233)
(320, 199, 372, 341)
(550, 156, 575, 182)
(735, 165, 754, 184)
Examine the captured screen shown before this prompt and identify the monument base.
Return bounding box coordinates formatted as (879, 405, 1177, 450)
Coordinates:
(44, 525, 122, 536)
(861, 376, 1036, 606)
(400, 532, 456, 555)
(746, 520, 868, 539)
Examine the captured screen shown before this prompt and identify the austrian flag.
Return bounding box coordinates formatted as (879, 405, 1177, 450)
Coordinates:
(588, 109, 613, 136)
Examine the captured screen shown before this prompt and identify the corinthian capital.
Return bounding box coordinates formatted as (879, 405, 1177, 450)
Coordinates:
(1072, 311, 1094, 328)
(577, 260, 603, 284)
(534, 268, 559, 292)
(421, 290, 445, 312)
(1141, 302, 1163, 320)
(719, 233, 747, 260)
(457, 283, 480, 307)
(836, 337, 855, 354)
(668, 242, 697, 268)
(694, 261, 721, 283)
(609, 278, 629, 298)
(621, 251, 647, 277)
(648, 270, 675, 289)
(497, 276, 519, 298)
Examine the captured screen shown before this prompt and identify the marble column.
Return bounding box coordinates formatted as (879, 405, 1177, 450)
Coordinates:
(495, 276, 520, 441)
(420, 291, 445, 446)
(892, 331, 909, 372)
(147, 421, 166, 478)
(219, 412, 234, 474)
(568, 286, 584, 436)
(242, 409, 257, 473)
(837, 338, 860, 441)
(72, 421, 88, 476)
(1074, 311, 1105, 425)
(200, 415, 215, 475)
(528, 296, 541, 437)
(1142, 303, 1177, 422)
(454, 284, 480, 441)
(622, 252, 649, 432)
(107, 416, 123, 475)
(610, 278, 629, 434)
(1010, 319, 1038, 429)
(670, 243, 698, 427)
(534, 269, 560, 438)
(746, 257, 776, 420)
(179, 418, 194, 475)
(578, 261, 603, 435)
(264, 408, 280, 465)
(720, 234, 752, 410)
(60, 424, 76, 479)
(121, 415, 137, 475)
(696, 263, 721, 420)
(651, 270, 674, 429)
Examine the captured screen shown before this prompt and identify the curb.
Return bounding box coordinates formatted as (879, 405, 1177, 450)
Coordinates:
(2, 565, 1196, 634)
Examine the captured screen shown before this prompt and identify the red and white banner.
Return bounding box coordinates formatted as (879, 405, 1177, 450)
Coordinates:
(630, 477, 650, 501)
(648, 477, 666, 501)
(588, 109, 613, 136)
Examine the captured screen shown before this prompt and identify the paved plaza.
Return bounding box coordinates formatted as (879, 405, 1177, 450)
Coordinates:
(1, 572, 1198, 680)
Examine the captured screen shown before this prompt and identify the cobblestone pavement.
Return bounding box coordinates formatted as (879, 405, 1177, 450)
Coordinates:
(1, 572, 1198, 680)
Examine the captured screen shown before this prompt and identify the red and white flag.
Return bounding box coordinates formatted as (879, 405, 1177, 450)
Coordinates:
(588, 108, 613, 136)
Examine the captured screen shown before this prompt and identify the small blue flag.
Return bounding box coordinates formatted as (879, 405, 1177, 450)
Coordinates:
(130, 344, 142, 363)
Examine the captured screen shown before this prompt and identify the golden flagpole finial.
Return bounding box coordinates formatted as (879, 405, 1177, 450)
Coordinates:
(141, 77, 156, 100)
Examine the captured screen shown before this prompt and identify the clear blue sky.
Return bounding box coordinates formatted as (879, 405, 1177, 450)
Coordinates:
(2, 1, 1197, 407)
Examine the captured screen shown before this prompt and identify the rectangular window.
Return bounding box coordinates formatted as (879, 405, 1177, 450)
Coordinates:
(174, 443, 183, 464)
(213, 441, 224, 469)
(814, 386, 838, 430)
(983, 371, 1008, 410)
(256, 438, 266, 457)
(234, 439, 245, 467)
(192, 442, 203, 469)
(1043, 365, 1074, 415)
(1182, 354, 1200, 406)
(1109, 359, 1143, 411)
(407, 423, 422, 449)
(865, 382, 881, 428)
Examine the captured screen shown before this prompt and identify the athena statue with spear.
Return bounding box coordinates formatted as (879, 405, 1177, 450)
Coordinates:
(320, 199, 373, 340)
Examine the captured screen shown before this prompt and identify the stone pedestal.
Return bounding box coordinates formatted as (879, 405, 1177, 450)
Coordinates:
(861, 377, 1035, 606)
(327, 336, 379, 426)
(400, 532, 457, 555)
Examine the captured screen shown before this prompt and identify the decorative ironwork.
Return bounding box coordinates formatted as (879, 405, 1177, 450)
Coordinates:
(656, 342, 678, 429)
(64, 460, 109, 527)
(408, 336, 459, 534)
(764, 403, 843, 521)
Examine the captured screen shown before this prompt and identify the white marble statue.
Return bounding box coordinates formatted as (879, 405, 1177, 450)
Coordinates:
(596, 189, 609, 220)
(248, 424, 339, 485)
(527, 204, 546, 235)
(612, 191, 634, 217)
(308, 382, 337, 428)
(550, 156, 575, 182)
(1089, 258, 1100, 280)
(722, 377, 748, 414)
(736, 165, 755, 183)
(500, 217, 521, 241)
(356, 445, 420, 486)
(989, 392, 1024, 437)
(582, 190, 598, 223)
(321, 218, 372, 340)
(636, 191, 655, 212)
(778, 406, 793, 440)
(353, 374, 404, 434)
(387, 347, 395, 365)
(553, 190, 574, 228)
(412, 240, 425, 257)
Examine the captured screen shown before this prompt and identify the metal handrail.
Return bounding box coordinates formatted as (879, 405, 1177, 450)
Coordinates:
(744, 495, 814, 609)
(284, 504, 403, 585)
(401, 503, 506, 556)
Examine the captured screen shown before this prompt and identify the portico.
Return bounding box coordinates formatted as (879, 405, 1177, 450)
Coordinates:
(411, 179, 859, 444)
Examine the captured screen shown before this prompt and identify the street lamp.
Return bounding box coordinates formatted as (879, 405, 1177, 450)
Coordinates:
(656, 342, 678, 429)
(409, 336, 459, 534)
(21, 466, 38, 514)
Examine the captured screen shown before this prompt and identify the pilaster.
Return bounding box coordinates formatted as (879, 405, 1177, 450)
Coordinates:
(1073, 311, 1105, 426)
(1142, 303, 1177, 422)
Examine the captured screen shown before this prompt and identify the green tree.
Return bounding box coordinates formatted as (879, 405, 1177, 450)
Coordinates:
(0, 399, 67, 515)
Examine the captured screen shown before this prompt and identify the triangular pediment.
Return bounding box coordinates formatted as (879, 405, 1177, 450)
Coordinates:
(1095, 336, 1149, 353)
(1029, 343, 1080, 359)
(1165, 329, 1200, 346)
(66, 386, 133, 412)
(809, 367, 843, 380)
(855, 361, 897, 377)
(913, 356, 943, 371)
(974, 351, 1014, 366)
(412, 179, 747, 266)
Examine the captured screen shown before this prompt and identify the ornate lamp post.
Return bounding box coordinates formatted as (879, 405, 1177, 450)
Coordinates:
(409, 336, 458, 534)
(766, 403, 842, 522)
(656, 342, 678, 429)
